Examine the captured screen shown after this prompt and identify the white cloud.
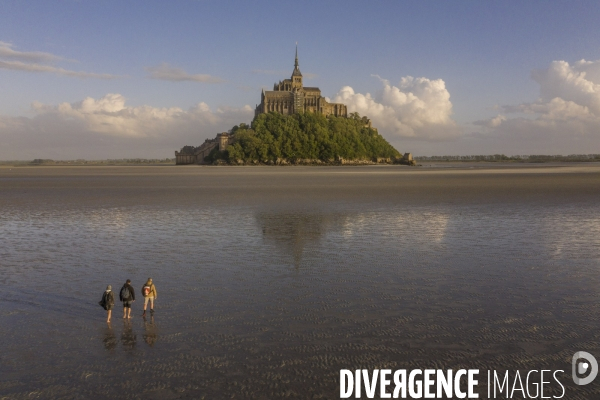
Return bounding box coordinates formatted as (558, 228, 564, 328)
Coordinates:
(0, 59, 119, 79)
(0, 41, 63, 63)
(0, 40, 119, 79)
(474, 114, 506, 128)
(333, 75, 460, 140)
(0, 94, 254, 159)
(145, 63, 225, 83)
(532, 60, 600, 114)
(473, 59, 600, 154)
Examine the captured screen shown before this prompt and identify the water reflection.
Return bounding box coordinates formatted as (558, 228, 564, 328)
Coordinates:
(121, 320, 137, 351)
(255, 212, 351, 266)
(541, 209, 600, 259)
(4, 167, 600, 398)
(254, 209, 453, 266)
(85, 208, 133, 235)
(102, 318, 155, 352)
(102, 323, 117, 352)
(142, 316, 157, 347)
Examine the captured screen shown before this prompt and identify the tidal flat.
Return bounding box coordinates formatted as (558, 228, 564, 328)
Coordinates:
(1, 164, 600, 399)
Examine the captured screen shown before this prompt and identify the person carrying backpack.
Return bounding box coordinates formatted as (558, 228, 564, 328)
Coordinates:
(119, 279, 135, 319)
(141, 278, 157, 317)
(99, 285, 115, 323)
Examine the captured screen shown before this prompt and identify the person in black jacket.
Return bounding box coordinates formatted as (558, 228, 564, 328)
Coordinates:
(119, 279, 135, 319)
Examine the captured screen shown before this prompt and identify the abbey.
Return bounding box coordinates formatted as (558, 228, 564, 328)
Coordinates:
(255, 47, 348, 118)
(173, 48, 410, 166)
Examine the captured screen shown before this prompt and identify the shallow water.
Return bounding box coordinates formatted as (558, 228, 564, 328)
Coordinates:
(1, 165, 600, 399)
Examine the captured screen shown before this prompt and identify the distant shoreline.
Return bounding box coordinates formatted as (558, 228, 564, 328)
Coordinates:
(2, 161, 600, 173)
(0, 159, 176, 167)
(1, 158, 600, 168)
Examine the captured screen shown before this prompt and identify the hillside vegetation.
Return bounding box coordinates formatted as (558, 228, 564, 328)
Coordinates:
(208, 112, 401, 164)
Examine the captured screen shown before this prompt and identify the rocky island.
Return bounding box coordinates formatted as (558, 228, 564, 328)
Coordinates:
(175, 48, 413, 166)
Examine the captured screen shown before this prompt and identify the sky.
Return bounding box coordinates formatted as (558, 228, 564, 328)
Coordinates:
(1, 0, 600, 159)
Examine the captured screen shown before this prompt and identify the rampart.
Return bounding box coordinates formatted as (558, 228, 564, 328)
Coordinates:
(175, 133, 232, 165)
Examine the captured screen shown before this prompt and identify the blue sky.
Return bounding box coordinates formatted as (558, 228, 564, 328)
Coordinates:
(1, 0, 600, 159)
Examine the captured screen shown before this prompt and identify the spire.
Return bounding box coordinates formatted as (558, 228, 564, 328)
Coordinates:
(292, 42, 302, 77)
(295, 43, 298, 69)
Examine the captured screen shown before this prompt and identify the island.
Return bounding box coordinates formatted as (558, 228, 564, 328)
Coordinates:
(175, 48, 413, 166)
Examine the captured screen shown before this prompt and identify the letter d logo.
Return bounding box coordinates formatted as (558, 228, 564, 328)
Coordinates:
(572, 351, 598, 385)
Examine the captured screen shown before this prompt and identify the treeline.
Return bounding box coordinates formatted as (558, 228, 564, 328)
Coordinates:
(28, 158, 175, 165)
(207, 112, 400, 164)
(418, 154, 600, 162)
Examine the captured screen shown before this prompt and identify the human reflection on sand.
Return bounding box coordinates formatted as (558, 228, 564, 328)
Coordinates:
(143, 315, 157, 347)
(121, 319, 137, 351)
(102, 323, 117, 352)
(102, 317, 157, 352)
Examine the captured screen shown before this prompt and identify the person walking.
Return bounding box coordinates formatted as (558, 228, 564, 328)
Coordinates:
(101, 285, 115, 322)
(119, 279, 135, 319)
(141, 278, 157, 317)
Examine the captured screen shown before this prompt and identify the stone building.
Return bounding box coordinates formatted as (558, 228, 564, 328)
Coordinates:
(175, 132, 232, 165)
(254, 47, 347, 118)
(176, 47, 352, 165)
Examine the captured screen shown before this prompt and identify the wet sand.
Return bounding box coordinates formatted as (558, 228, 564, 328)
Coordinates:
(1, 164, 600, 398)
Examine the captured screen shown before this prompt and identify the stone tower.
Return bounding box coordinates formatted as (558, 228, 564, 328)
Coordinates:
(291, 45, 303, 90)
(254, 46, 348, 118)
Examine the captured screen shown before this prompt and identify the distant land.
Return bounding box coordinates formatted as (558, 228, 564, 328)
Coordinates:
(0, 159, 175, 166)
(418, 154, 600, 163)
(2, 154, 600, 167)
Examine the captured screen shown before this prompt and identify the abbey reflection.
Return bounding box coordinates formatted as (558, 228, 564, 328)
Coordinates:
(255, 211, 350, 268)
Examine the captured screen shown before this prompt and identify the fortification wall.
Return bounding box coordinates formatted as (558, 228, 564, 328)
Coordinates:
(175, 133, 232, 165)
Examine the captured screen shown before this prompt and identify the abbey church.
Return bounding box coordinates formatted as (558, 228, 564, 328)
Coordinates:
(175, 48, 408, 166)
(176, 48, 355, 165)
(255, 47, 348, 118)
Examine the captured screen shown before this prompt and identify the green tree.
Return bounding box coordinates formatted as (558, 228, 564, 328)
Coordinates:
(222, 112, 400, 164)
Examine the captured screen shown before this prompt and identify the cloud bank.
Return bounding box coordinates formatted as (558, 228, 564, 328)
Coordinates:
(0, 41, 119, 79)
(145, 63, 225, 83)
(0, 60, 118, 79)
(0, 41, 63, 63)
(473, 59, 600, 154)
(5, 60, 600, 159)
(0, 94, 253, 159)
(333, 75, 461, 141)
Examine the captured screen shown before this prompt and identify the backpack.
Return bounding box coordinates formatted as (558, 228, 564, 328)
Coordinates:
(99, 292, 108, 310)
(120, 286, 131, 301)
(143, 284, 151, 297)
